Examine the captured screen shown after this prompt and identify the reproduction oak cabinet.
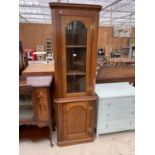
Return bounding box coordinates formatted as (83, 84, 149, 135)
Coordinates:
(50, 2, 102, 146)
(19, 76, 53, 145)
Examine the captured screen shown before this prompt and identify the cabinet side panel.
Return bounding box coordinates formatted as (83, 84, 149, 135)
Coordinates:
(89, 12, 100, 95)
(56, 102, 64, 141)
(52, 9, 64, 98)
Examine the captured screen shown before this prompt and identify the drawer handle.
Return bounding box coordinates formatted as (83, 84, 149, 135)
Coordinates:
(129, 121, 133, 125)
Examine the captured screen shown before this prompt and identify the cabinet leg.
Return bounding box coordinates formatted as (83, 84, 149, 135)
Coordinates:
(49, 125, 53, 146)
(96, 130, 99, 138)
(50, 139, 53, 146)
(49, 131, 53, 146)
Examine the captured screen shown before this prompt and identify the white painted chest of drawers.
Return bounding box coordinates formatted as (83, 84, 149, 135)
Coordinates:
(95, 82, 135, 137)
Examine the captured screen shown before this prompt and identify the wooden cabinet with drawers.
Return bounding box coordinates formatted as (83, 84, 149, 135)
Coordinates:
(50, 2, 102, 146)
(95, 82, 135, 137)
(19, 76, 53, 145)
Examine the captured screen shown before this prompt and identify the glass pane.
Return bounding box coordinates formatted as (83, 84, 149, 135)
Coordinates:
(65, 21, 87, 93)
(66, 21, 87, 45)
(19, 94, 33, 120)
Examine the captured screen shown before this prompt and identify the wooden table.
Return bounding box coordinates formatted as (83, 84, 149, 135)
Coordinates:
(22, 63, 54, 76)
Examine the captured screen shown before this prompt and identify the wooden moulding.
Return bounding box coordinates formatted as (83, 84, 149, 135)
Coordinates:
(57, 137, 94, 147)
(55, 96, 97, 104)
(49, 2, 102, 11)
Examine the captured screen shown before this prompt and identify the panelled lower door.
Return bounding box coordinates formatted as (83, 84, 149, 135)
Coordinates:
(60, 16, 93, 97)
(62, 101, 93, 140)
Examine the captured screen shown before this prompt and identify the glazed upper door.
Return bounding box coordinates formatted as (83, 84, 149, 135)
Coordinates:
(61, 16, 92, 97)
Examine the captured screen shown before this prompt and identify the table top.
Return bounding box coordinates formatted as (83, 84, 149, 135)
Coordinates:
(95, 82, 135, 98)
(22, 63, 54, 76)
(19, 76, 53, 87)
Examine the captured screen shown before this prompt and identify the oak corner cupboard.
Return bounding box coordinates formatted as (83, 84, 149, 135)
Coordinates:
(49, 2, 102, 146)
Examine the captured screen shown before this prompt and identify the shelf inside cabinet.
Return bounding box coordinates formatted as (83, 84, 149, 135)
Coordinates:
(19, 101, 32, 107)
(19, 106, 33, 120)
(67, 70, 86, 76)
(66, 45, 86, 48)
(73, 61, 85, 66)
(19, 94, 32, 106)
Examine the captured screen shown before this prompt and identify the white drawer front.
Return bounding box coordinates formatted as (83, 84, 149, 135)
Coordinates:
(100, 107, 135, 121)
(99, 96, 135, 110)
(99, 118, 135, 134)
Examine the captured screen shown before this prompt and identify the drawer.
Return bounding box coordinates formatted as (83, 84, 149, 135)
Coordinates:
(99, 117, 135, 134)
(98, 96, 135, 110)
(100, 107, 135, 121)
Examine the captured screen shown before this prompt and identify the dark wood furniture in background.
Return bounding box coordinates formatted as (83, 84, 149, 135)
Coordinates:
(19, 75, 53, 145)
(19, 41, 28, 75)
(50, 3, 102, 146)
(19, 126, 50, 142)
(22, 63, 54, 76)
(96, 65, 135, 83)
